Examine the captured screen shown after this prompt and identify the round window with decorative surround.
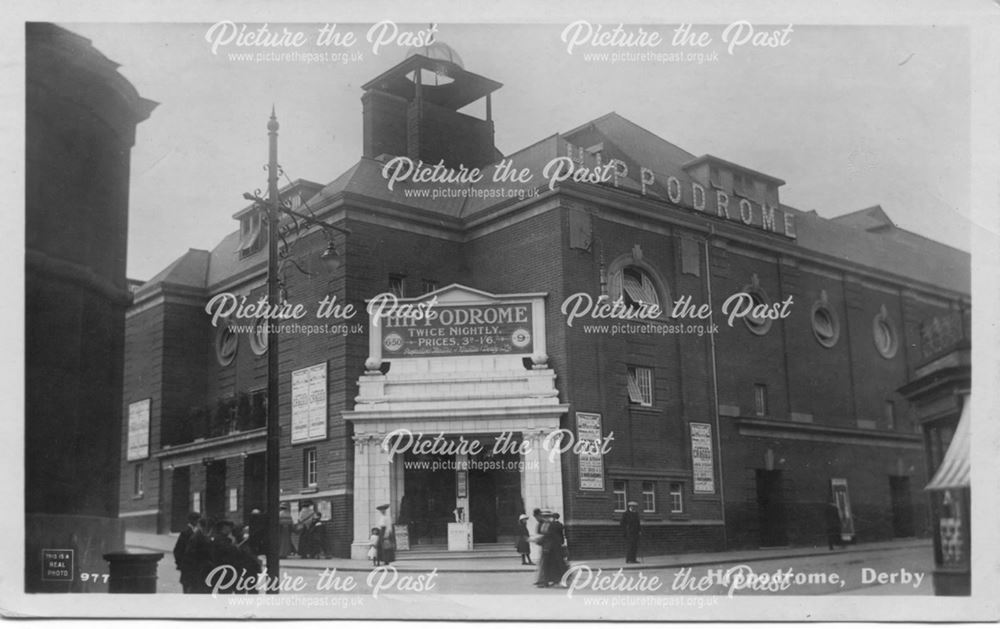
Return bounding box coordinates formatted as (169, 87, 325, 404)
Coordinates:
(872, 307, 898, 359)
(741, 287, 773, 335)
(215, 320, 239, 366)
(249, 316, 268, 356)
(811, 299, 840, 348)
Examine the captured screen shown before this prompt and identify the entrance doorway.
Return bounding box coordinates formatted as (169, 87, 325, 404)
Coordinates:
(889, 475, 914, 537)
(243, 453, 266, 521)
(468, 448, 522, 544)
(756, 469, 788, 547)
(170, 466, 191, 532)
(205, 460, 227, 520)
(399, 451, 455, 546)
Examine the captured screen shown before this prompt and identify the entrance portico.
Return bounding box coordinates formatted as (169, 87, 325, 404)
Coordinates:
(344, 285, 568, 559)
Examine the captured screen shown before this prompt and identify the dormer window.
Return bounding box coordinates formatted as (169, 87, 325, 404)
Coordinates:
(237, 211, 266, 258)
(734, 172, 754, 198)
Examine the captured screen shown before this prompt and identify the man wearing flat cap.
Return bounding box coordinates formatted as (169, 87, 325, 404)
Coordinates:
(621, 500, 641, 564)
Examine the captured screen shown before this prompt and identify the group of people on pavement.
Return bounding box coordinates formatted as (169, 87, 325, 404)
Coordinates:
(522, 508, 569, 588)
(172, 511, 263, 594)
(511, 500, 642, 588)
(277, 500, 332, 559)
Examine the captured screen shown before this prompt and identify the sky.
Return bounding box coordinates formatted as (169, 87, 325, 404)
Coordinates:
(63, 21, 972, 281)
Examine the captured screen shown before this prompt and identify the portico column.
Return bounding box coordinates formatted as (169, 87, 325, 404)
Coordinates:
(351, 433, 391, 559)
(521, 428, 553, 564)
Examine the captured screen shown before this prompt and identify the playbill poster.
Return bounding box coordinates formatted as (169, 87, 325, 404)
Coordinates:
(5, 0, 1000, 623)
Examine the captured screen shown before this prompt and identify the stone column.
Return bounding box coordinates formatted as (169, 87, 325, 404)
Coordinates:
(351, 433, 391, 559)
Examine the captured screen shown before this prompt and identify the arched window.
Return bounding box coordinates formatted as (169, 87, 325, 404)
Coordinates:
(619, 266, 660, 309)
(606, 248, 669, 315)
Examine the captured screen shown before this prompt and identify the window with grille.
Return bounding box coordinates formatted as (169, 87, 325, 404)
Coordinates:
(754, 383, 768, 417)
(641, 481, 656, 513)
(304, 448, 318, 487)
(627, 366, 653, 407)
(133, 463, 144, 496)
(669, 482, 684, 513)
(388, 275, 405, 298)
(613, 480, 627, 512)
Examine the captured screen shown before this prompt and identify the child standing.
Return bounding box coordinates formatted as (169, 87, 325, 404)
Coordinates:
(367, 527, 381, 566)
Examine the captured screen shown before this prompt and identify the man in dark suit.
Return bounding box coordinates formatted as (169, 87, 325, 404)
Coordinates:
(621, 501, 641, 564)
(173, 512, 201, 593)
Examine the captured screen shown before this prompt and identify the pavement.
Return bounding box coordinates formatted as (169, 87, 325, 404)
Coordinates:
(126, 529, 930, 574)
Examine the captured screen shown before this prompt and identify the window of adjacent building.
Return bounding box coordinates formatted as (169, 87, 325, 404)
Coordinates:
(811, 299, 840, 348)
(421, 279, 439, 295)
(304, 448, 318, 487)
(620, 266, 660, 309)
(215, 320, 238, 366)
(191, 491, 201, 514)
(388, 274, 405, 298)
(641, 481, 656, 513)
(237, 211, 266, 258)
(885, 400, 896, 430)
(228, 487, 239, 512)
(613, 480, 627, 512)
(133, 463, 144, 496)
(249, 316, 268, 355)
(627, 366, 653, 407)
(873, 306, 899, 359)
(669, 482, 684, 513)
(754, 384, 768, 417)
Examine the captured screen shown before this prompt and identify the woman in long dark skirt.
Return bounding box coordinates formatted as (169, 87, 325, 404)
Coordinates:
(542, 512, 569, 586)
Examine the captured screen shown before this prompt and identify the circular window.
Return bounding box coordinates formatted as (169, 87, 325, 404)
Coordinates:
(743, 288, 773, 336)
(811, 302, 840, 348)
(872, 309, 898, 359)
(215, 320, 238, 366)
(249, 317, 268, 355)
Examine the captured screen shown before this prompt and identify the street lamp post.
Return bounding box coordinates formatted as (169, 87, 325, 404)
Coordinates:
(264, 108, 282, 590)
(245, 108, 352, 591)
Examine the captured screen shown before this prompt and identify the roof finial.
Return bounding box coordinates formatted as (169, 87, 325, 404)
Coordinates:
(268, 105, 279, 132)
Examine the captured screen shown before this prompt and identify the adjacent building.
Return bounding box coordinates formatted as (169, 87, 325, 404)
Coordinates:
(26, 23, 155, 591)
(119, 43, 970, 559)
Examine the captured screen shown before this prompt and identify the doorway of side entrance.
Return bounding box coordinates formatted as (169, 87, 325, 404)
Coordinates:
(756, 468, 788, 547)
(889, 475, 915, 537)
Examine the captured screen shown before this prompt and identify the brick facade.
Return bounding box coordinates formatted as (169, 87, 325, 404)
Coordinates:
(118, 49, 969, 561)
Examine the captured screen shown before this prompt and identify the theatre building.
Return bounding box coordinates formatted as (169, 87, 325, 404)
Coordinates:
(119, 44, 970, 559)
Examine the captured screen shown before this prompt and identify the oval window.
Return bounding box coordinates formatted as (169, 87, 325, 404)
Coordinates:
(812, 303, 840, 348)
(872, 310, 898, 359)
(249, 317, 268, 356)
(743, 288, 773, 336)
(215, 320, 239, 366)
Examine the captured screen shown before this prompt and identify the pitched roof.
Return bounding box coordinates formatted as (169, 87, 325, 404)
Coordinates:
(138, 112, 969, 298)
(134, 248, 209, 297)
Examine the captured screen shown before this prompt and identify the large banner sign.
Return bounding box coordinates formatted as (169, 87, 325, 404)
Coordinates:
(379, 302, 534, 358)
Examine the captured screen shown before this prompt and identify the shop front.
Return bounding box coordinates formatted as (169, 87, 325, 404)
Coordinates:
(344, 285, 568, 559)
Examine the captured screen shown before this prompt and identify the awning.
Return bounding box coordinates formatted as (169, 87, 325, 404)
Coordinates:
(925, 398, 970, 491)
